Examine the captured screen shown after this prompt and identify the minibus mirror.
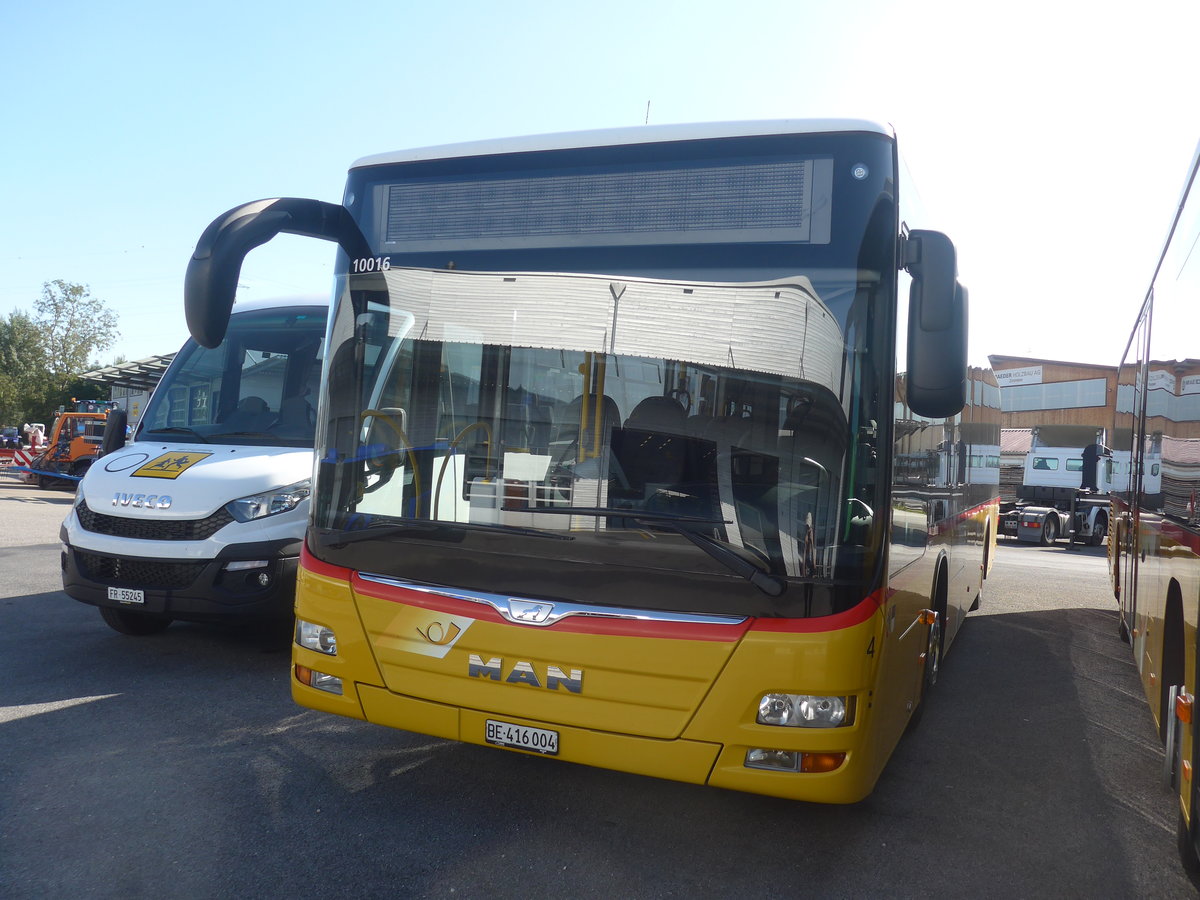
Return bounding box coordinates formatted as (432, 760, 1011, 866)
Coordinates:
(99, 408, 128, 458)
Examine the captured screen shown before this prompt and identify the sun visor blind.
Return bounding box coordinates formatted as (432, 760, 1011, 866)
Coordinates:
(375, 268, 843, 389)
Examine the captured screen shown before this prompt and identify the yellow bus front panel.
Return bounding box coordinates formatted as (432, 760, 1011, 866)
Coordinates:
(293, 552, 908, 803)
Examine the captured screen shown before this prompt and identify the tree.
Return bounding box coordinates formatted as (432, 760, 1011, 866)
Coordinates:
(34, 280, 119, 398)
(0, 311, 47, 426)
(0, 282, 121, 427)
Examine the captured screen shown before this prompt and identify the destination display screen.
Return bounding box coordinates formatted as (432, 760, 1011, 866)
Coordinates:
(374, 156, 833, 251)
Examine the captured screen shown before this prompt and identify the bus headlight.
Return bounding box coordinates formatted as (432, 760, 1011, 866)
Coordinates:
(226, 480, 311, 522)
(757, 693, 849, 728)
(296, 619, 337, 655)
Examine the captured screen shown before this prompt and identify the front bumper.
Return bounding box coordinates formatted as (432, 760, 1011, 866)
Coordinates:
(61, 534, 301, 624)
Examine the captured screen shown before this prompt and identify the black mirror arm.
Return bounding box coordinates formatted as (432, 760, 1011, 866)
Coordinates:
(185, 198, 370, 348)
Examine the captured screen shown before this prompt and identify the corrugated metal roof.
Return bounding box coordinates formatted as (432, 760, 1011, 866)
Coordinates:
(1001, 427, 1032, 454)
(80, 354, 175, 392)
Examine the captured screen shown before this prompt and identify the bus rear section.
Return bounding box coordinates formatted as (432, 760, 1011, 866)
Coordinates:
(184, 121, 977, 801)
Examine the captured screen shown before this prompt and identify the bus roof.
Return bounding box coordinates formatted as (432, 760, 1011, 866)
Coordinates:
(351, 119, 893, 170)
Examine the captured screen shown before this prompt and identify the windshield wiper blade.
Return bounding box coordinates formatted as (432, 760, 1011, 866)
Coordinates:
(513, 505, 786, 597)
(644, 518, 787, 598)
(142, 426, 211, 444)
(318, 519, 575, 548)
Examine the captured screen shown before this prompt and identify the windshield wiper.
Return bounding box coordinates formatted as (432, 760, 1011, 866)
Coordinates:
(514, 507, 729, 525)
(513, 506, 786, 597)
(317, 519, 575, 548)
(141, 426, 211, 444)
(208, 431, 275, 440)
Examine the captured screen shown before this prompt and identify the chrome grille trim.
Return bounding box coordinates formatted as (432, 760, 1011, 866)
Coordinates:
(357, 573, 748, 628)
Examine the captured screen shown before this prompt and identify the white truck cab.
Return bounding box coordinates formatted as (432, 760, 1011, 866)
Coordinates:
(61, 297, 326, 634)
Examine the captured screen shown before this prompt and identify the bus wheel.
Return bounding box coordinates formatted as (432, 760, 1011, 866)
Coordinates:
(922, 613, 942, 690)
(1040, 516, 1058, 545)
(99, 606, 172, 636)
(1180, 811, 1200, 874)
(907, 612, 942, 733)
(1118, 613, 1131, 644)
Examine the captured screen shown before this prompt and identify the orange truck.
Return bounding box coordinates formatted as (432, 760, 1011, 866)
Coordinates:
(27, 399, 118, 488)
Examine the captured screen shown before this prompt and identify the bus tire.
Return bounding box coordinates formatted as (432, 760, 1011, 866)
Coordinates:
(1180, 810, 1200, 875)
(923, 612, 942, 690)
(908, 566, 948, 732)
(99, 606, 172, 636)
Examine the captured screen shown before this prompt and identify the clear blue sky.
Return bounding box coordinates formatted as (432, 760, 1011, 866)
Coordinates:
(2, 0, 1197, 368)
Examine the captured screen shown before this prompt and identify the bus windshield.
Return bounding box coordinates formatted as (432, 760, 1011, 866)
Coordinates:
(139, 304, 326, 448)
(314, 264, 884, 618)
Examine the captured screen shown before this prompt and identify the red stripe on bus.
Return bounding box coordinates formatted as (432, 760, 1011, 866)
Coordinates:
(300, 543, 354, 580)
(932, 496, 1001, 531)
(304, 544, 886, 639)
(748, 589, 888, 633)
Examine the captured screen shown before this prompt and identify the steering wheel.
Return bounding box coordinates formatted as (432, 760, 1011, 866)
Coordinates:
(359, 409, 421, 511)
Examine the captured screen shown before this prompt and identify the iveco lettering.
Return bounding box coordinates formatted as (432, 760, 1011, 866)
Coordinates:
(185, 121, 999, 803)
(112, 493, 172, 509)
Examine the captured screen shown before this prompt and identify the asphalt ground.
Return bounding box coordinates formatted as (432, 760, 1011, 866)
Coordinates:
(1, 475, 1195, 898)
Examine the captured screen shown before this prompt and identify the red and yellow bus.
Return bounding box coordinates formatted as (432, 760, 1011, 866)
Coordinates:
(1110, 137, 1200, 867)
(185, 121, 998, 802)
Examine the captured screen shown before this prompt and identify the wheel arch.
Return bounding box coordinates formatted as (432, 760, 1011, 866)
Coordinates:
(1161, 579, 1187, 744)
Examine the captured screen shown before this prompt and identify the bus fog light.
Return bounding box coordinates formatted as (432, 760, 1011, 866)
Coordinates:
(296, 619, 338, 655)
(295, 664, 343, 695)
(745, 749, 847, 773)
(757, 693, 848, 727)
(745, 748, 801, 771)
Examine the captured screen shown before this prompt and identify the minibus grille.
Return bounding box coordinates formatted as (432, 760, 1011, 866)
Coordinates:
(75, 551, 204, 589)
(77, 500, 233, 541)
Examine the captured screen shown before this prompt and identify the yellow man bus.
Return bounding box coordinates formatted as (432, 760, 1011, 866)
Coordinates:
(185, 121, 998, 802)
(1110, 136, 1200, 869)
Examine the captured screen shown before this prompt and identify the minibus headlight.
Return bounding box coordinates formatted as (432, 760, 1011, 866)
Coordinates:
(757, 693, 849, 728)
(296, 619, 337, 655)
(226, 480, 311, 522)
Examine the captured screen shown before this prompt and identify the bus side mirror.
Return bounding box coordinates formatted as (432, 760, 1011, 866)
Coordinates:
(185, 197, 370, 348)
(904, 230, 967, 418)
(99, 408, 128, 458)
